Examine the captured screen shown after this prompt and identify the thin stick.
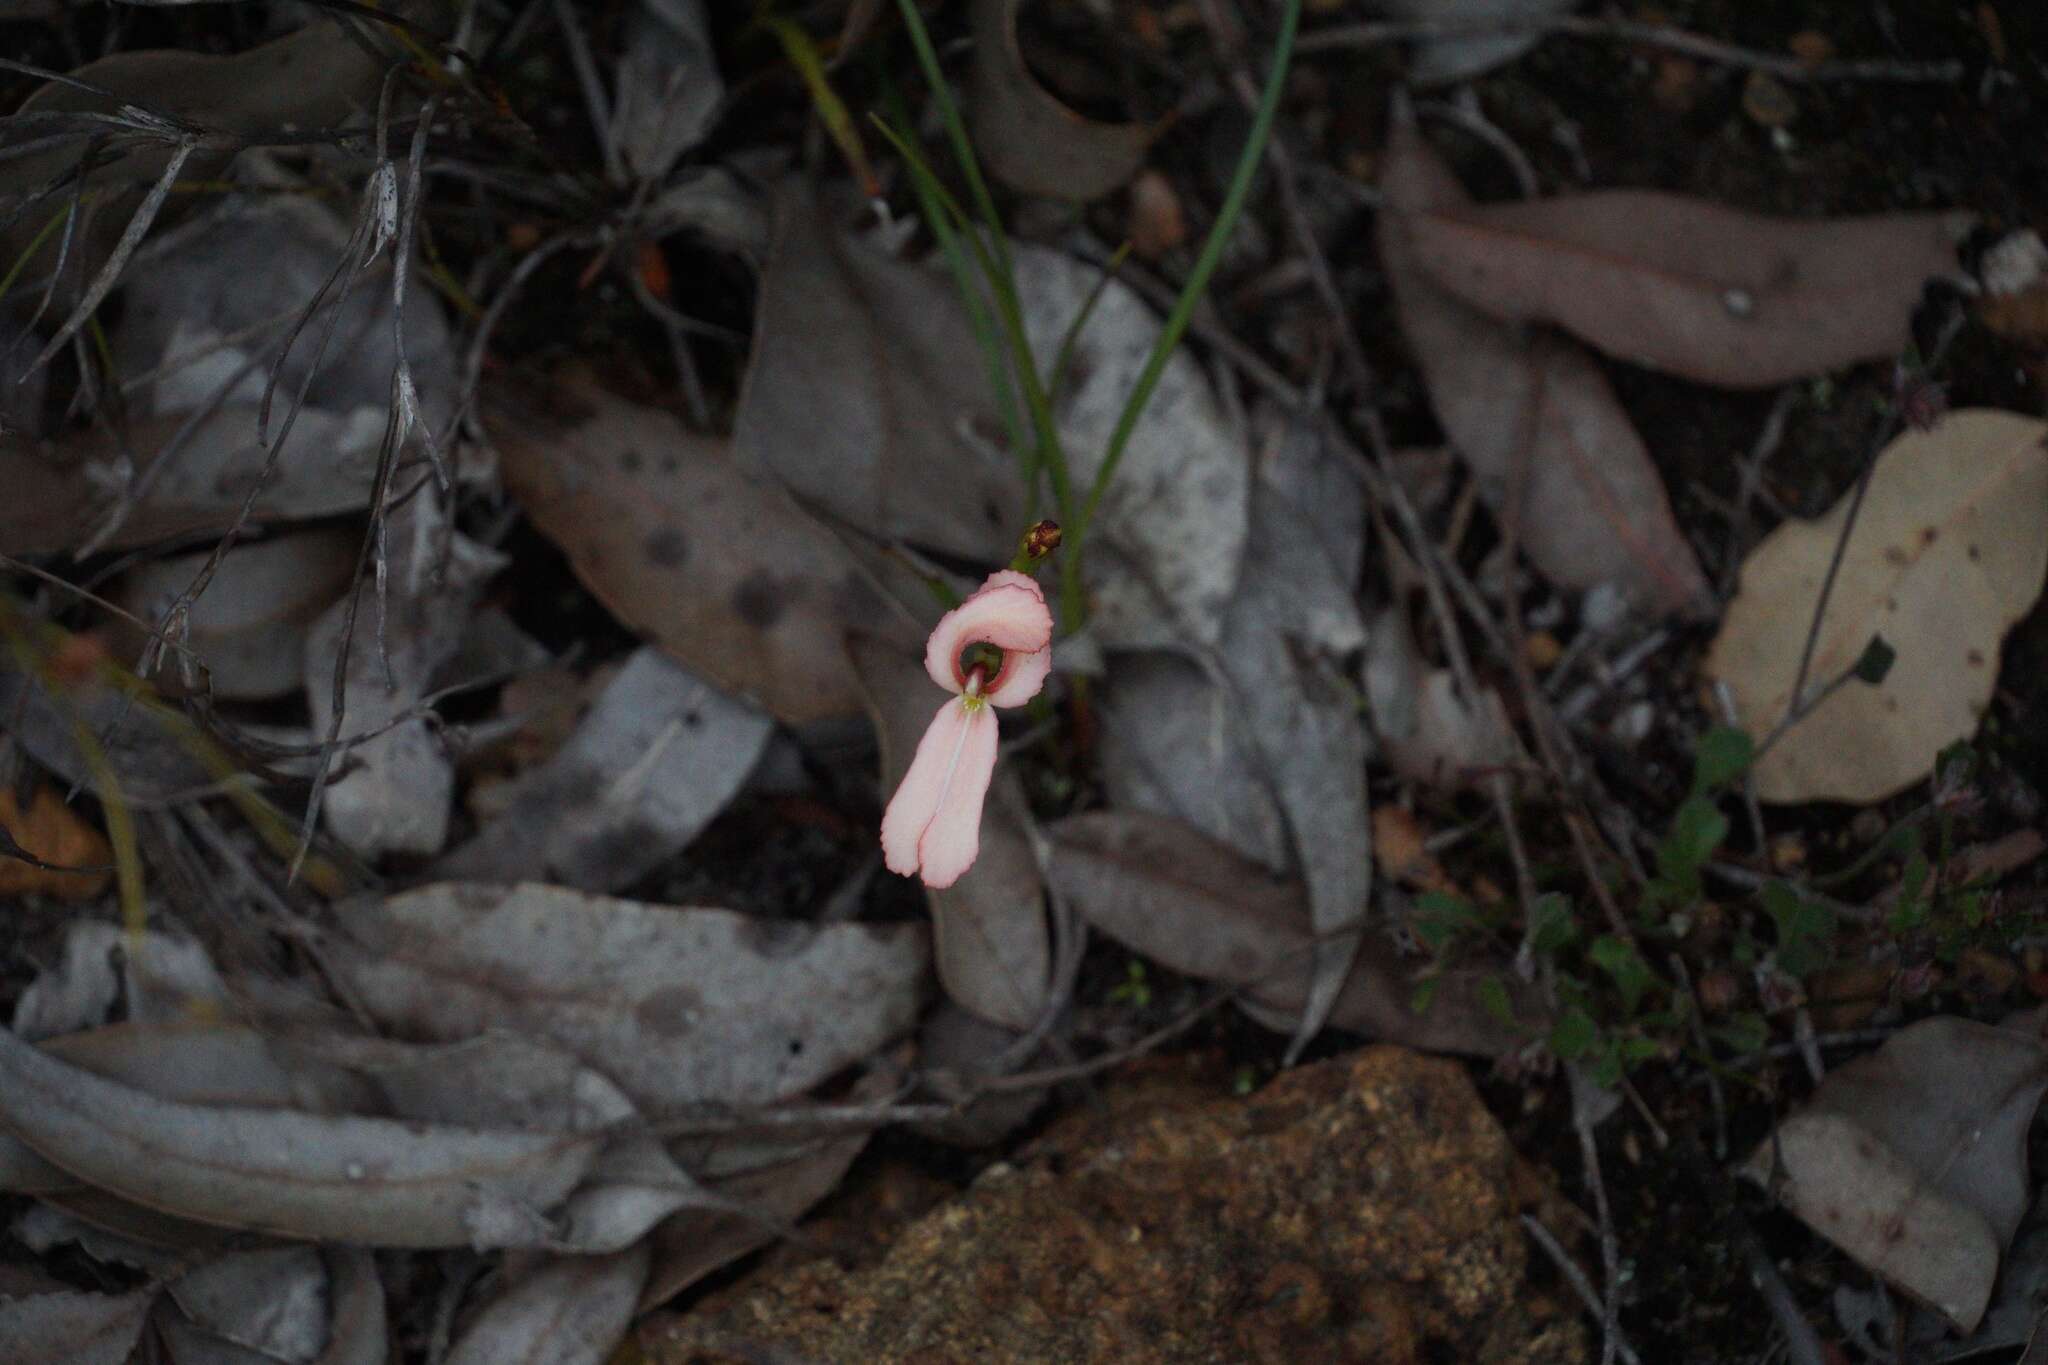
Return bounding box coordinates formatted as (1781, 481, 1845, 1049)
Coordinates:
(1521, 1215, 1643, 1365)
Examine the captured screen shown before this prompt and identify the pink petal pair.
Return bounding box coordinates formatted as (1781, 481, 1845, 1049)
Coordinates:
(881, 570, 1053, 889)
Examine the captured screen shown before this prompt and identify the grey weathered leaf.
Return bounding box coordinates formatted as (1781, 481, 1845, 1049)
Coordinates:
(1364, 603, 1521, 790)
(1378, 100, 1714, 618)
(115, 531, 358, 701)
(1746, 1016, 2048, 1331)
(0, 1286, 153, 1365)
(968, 0, 1159, 201)
(488, 374, 921, 724)
(1013, 244, 1250, 648)
(315, 1249, 387, 1365)
(849, 633, 1051, 1031)
(732, 181, 1022, 565)
(1215, 486, 1372, 1058)
(304, 491, 506, 859)
(609, 0, 722, 183)
(319, 882, 929, 1113)
(169, 1247, 327, 1363)
(1406, 190, 1970, 389)
(437, 647, 772, 891)
(1048, 811, 1529, 1056)
(0, 1024, 601, 1248)
(445, 1245, 649, 1365)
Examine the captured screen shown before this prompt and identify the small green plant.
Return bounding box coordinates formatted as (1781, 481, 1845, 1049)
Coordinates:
(1107, 958, 1152, 1009)
(879, 0, 1302, 635)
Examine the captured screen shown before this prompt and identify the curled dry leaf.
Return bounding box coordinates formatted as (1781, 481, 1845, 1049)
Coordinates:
(849, 632, 1051, 1031)
(1378, 101, 1714, 618)
(1047, 811, 1531, 1057)
(968, 0, 1160, 201)
(435, 647, 772, 892)
(319, 882, 929, 1113)
(1374, 0, 1580, 84)
(1705, 410, 2048, 804)
(0, 1024, 602, 1248)
(1745, 1016, 2048, 1331)
(733, 181, 1021, 566)
(1404, 189, 1970, 389)
(488, 372, 916, 724)
(167, 1247, 327, 1363)
(608, 0, 722, 183)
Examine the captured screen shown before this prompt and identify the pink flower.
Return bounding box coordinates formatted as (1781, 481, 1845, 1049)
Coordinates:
(881, 570, 1053, 889)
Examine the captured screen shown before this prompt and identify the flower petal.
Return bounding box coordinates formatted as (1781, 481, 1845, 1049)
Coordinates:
(983, 643, 1051, 707)
(923, 571, 1054, 692)
(913, 703, 999, 889)
(881, 697, 972, 878)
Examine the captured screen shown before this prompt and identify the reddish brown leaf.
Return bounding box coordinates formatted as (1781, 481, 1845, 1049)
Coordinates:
(1378, 105, 1714, 618)
(1404, 191, 1969, 388)
(487, 373, 919, 724)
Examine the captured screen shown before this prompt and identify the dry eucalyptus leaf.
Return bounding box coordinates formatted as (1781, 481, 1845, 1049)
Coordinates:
(1745, 1016, 2048, 1331)
(318, 1249, 388, 1365)
(1378, 101, 1713, 618)
(115, 530, 358, 701)
(320, 882, 929, 1113)
(304, 492, 505, 859)
(733, 181, 1021, 565)
(0, 404, 392, 557)
(168, 1247, 327, 1364)
(609, 0, 722, 183)
(0, 1286, 154, 1365)
(1013, 244, 1250, 648)
(849, 633, 1051, 1031)
(1047, 811, 1529, 1056)
(1097, 650, 1290, 873)
(489, 373, 917, 724)
(445, 1245, 649, 1365)
(968, 0, 1160, 201)
(0, 1025, 601, 1248)
(1705, 409, 2048, 804)
(1405, 190, 1970, 389)
(436, 647, 772, 891)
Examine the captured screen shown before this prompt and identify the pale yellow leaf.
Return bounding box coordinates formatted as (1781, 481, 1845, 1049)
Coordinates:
(1705, 409, 2048, 803)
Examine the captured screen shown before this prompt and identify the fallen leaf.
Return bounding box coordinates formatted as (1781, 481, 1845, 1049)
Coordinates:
(1746, 1016, 2048, 1330)
(0, 1024, 601, 1248)
(488, 372, 919, 724)
(167, 1247, 326, 1363)
(436, 647, 772, 891)
(0, 787, 110, 901)
(446, 1245, 648, 1365)
(0, 1286, 153, 1365)
(1047, 810, 1531, 1056)
(317, 1249, 388, 1365)
(1126, 169, 1186, 260)
(114, 530, 358, 702)
(1704, 409, 2048, 803)
(318, 882, 929, 1113)
(609, 0, 722, 183)
(849, 633, 1051, 1031)
(1403, 187, 1970, 388)
(968, 0, 1160, 201)
(1378, 100, 1714, 617)
(1097, 649, 1291, 873)
(304, 491, 506, 859)
(1013, 243, 1250, 648)
(732, 180, 1022, 566)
